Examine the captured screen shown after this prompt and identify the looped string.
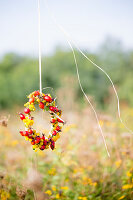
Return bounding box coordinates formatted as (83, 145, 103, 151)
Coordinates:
(45, 0, 133, 157)
(38, 0, 42, 94)
(42, 87, 57, 100)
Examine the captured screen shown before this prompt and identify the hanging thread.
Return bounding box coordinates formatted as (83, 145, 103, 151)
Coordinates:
(45, 0, 110, 157)
(38, 0, 42, 94)
(45, 0, 133, 156)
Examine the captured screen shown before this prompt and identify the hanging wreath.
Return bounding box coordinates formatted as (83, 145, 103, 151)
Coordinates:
(19, 90, 64, 151)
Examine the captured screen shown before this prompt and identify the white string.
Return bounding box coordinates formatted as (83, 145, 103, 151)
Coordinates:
(45, 0, 110, 157)
(38, 0, 42, 94)
(44, 2, 133, 136)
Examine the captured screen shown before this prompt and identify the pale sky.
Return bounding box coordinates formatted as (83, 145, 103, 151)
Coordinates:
(0, 0, 133, 56)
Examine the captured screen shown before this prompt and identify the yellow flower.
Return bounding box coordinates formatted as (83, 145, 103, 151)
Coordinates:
(126, 171, 132, 177)
(24, 119, 34, 127)
(29, 104, 35, 111)
(78, 197, 87, 200)
(53, 133, 60, 142)
(55, 194, 60, 199)
(61, 186, 68, 190)
(99, 120, 104, 127)
(24, 102, 29, 107)
(48, 168, 56, 175)
(51, 186, 56, 191)
(0, 190, 10, 200)
(119, 195, 125, 200)
(115, 160, 122, 168)
(122, 184, 133, 190)
(45, 190, 52, 196)
(92, 182, 97, 187)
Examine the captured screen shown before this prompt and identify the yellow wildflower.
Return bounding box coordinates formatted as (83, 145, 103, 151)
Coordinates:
(61, 186, 68, 190)
(99, 120, 104, 127)
(126, 171, 132, 177)
(119, 195, 125, 200)
(78, 197, 87, 200)
(29, 104, 35, 111)
(51, 186, 56, 191)
(48, 168, 56, 175)
(122, 184, 133, 190)
(115, 160, 122, 168)
(0, 190, 10, 200)
(55, 194, 60, 199)
(24, 102, 29, 107)
(45, 190, 52, 196)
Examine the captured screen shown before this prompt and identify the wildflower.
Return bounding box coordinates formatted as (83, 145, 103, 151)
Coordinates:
(119, 195, 125, 200)
(115, 160, 122, 168)
(99, 120, 104, 127)
(0, 190, 10, 200)
(45, 190, 52, 196)
(51, 186, 56, 191)
(48, 168, 56, 176)
(122, 184, 133, 189)
(61, 186, 68, 190)
(78, 197, 87, 200)
(126, 171, 132, 177)
(55, 194, 60, 199)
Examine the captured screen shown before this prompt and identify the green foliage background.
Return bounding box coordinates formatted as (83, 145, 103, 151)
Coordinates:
(0, 38, 133, 109)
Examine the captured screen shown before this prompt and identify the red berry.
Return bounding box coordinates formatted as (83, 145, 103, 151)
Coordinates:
(56, 126, 60, 131)
(49, 106, 55, 112)
(51, 119, 56, 123)
(28, 129, 33, 134)
(24, 108, 30, 114)
(35, 137, 41, 144)
(24, 131, 29, 136)
(20, 131, 25, 136)
(39, 102, 44, 109)
(54, 107, 59, 112)
(20, 113, 25, 120)
(41, 135, 45, 140)
(44, 95, 52, 102)
(57, 118, 64, 123)
(50, 140, 55, 150)
(31, 140, 35, 145)
(34, 91, 40, 96)
(40, 145, 45, 150)
(29, 97, 35, 103)
(43, 140, 47, 146)
(52, 131, 57, 136)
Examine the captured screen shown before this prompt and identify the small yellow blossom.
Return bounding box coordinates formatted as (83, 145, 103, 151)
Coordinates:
(48, 168, 56, 176)
(55, 194, 60, 199)
(78, 197, 87, 200)
(61, 186, 68, 190)
(119, 195, 125, 200)
(51, 186, 56, 191)
(122, 184, 133, 190)
(45, 190, 52, 196)
(29, 104, 35, 111)
(0, 190, 10, 200)
(126, 171, 132, 177)
(115, 160, 122, 168)
(99, 120, 104, 127)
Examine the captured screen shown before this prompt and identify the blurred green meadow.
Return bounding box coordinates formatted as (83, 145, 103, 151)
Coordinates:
(1, 38, 133, 199)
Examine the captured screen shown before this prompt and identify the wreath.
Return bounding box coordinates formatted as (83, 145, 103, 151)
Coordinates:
(19, 90, 64, 151)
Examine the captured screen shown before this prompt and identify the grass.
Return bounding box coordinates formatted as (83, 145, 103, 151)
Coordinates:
(0, 104, 133, 200)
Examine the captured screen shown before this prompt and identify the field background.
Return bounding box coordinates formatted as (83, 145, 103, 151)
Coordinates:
(1, 0, 133, 199)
